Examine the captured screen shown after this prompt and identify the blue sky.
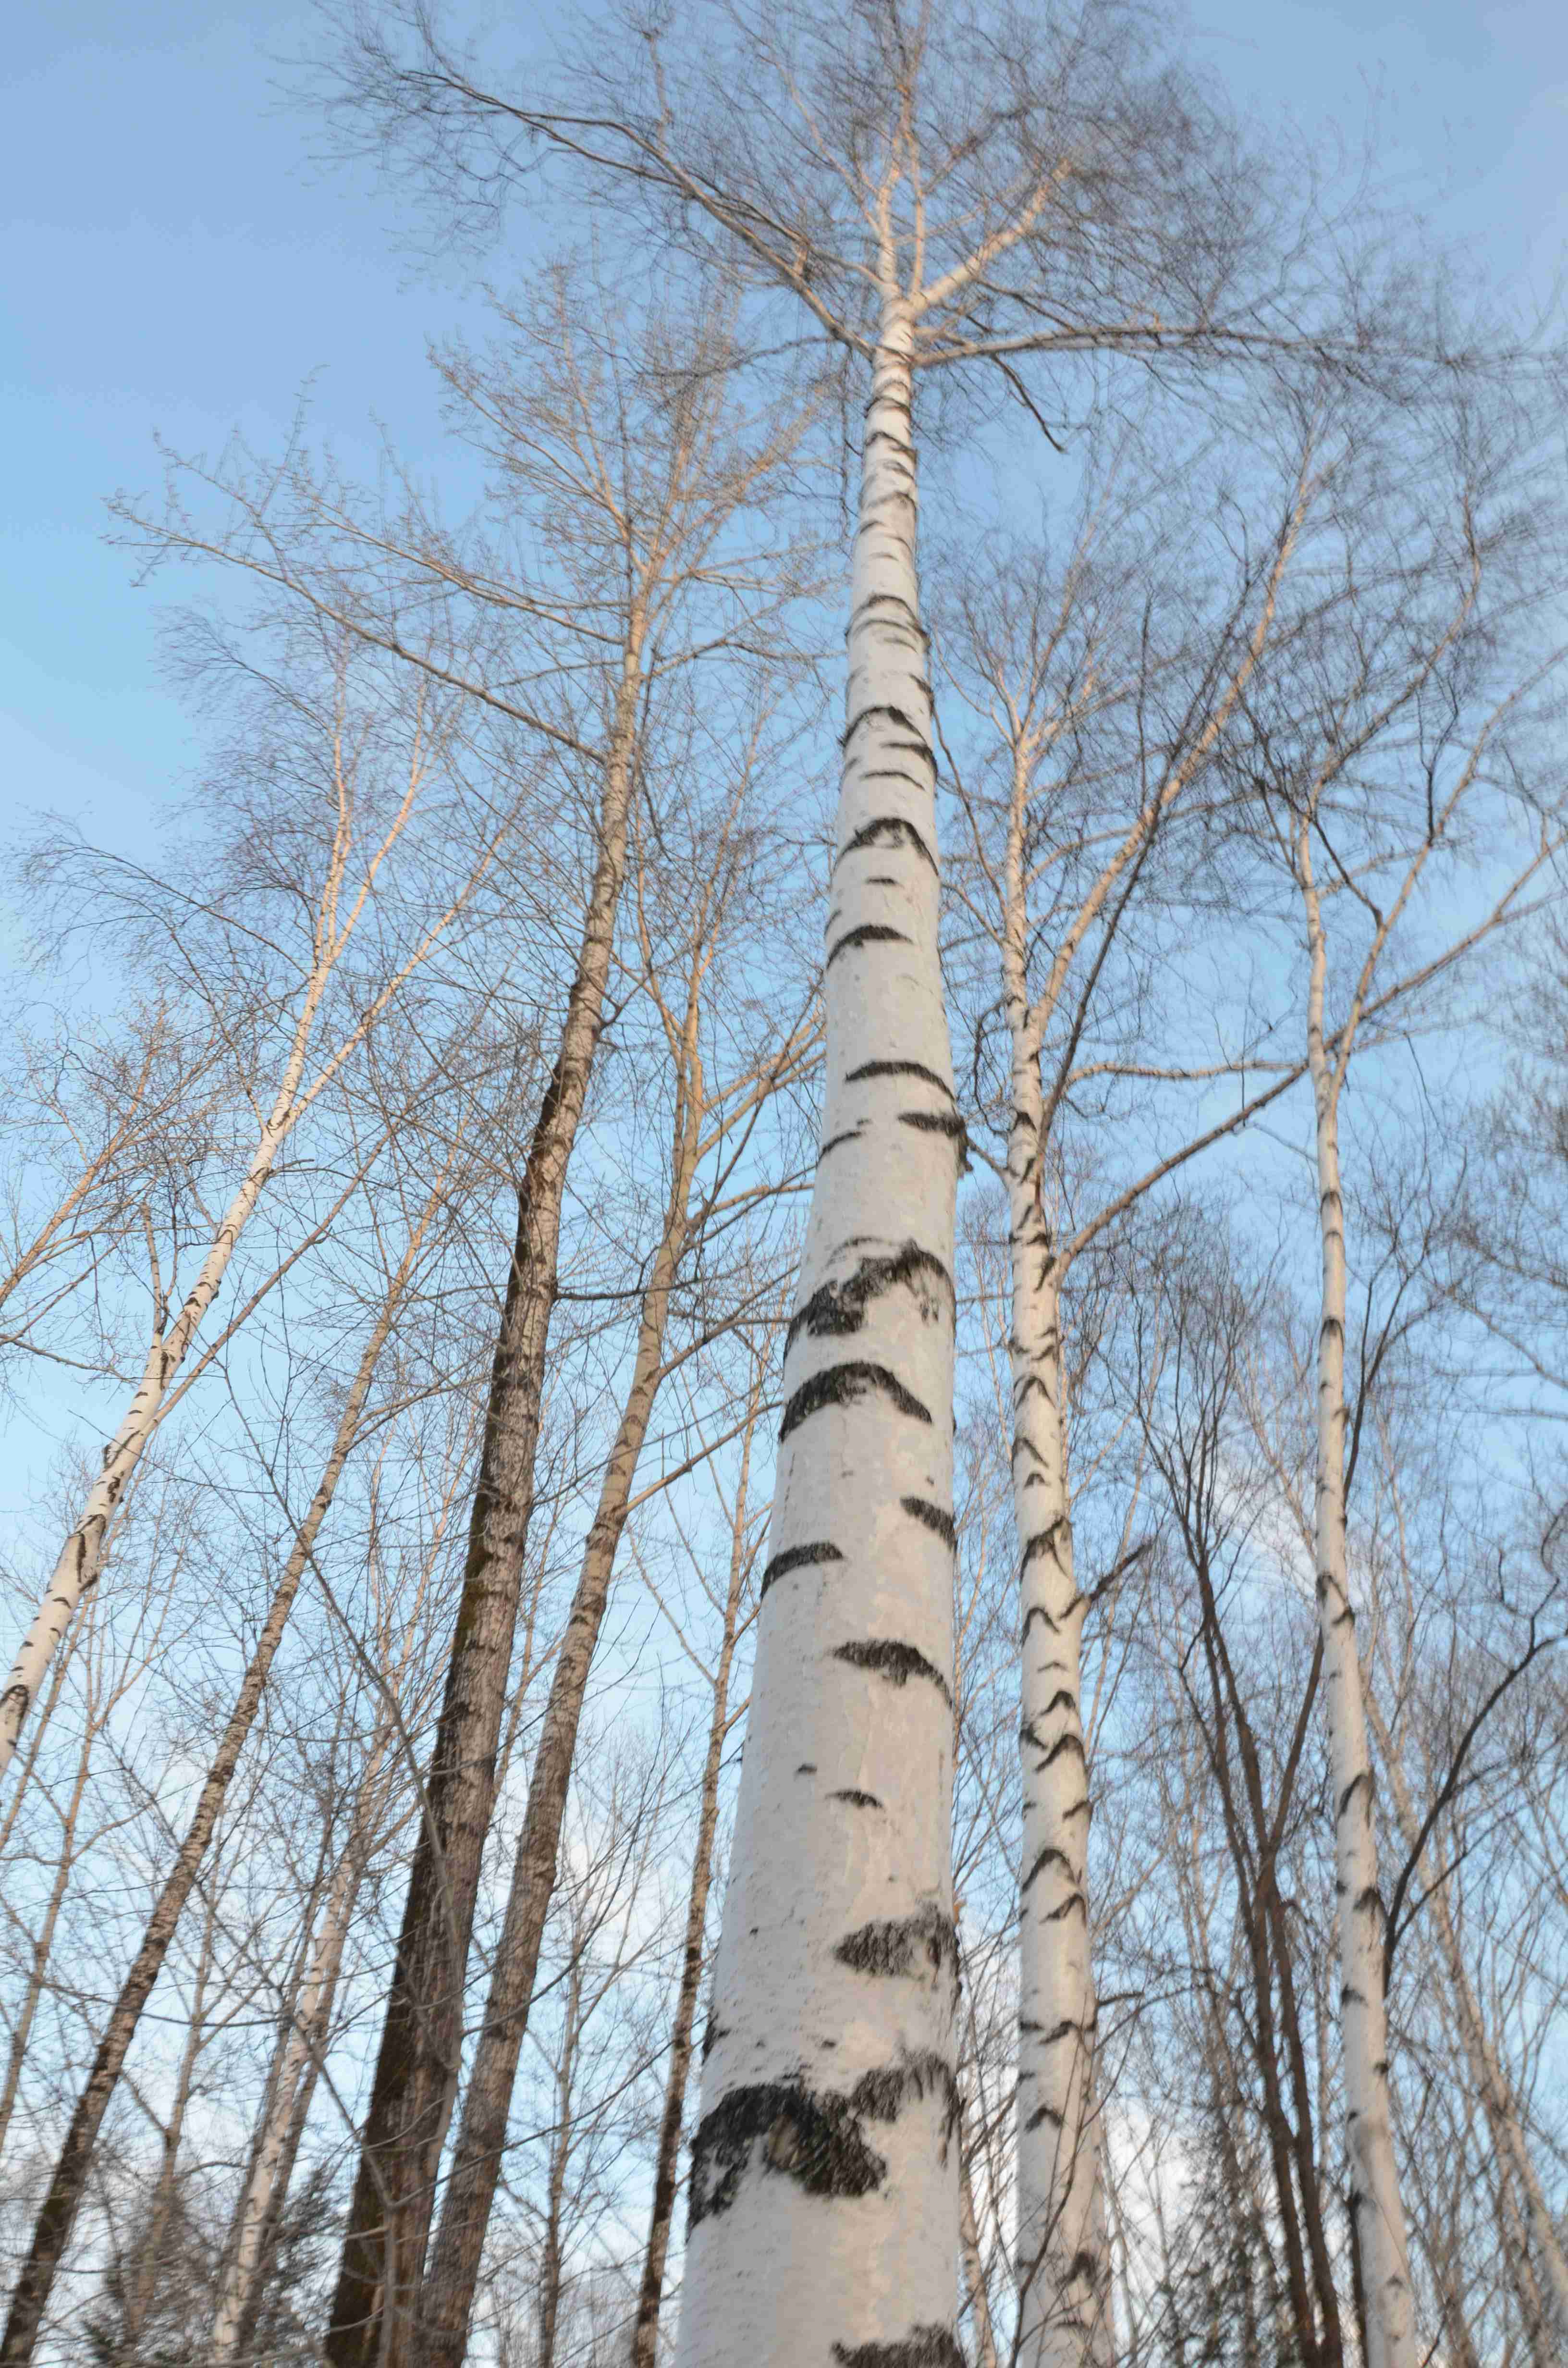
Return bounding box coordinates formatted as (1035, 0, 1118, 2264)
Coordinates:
(2, 0, 1565, 865)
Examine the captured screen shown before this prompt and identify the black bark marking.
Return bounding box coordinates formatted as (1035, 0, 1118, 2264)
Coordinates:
(842, 704, 933, 755)
(819, 1128, 864, 1160)
(832, 1639, 953, 1708)
(899, 1110, 970, 1170)
(900, 1496, 956, 1548)
(779, 1362, 932, 1442)
(1021, 1521, 1071, 1573)
(835, 1903, 959, 1988)
(1020, 1845, 1074, 1895)
(787, 1242, 953, 1352)
(700, 2018, 728, 2064)
(846, 1060, 956, 1099)
(761, 1541, 846, 1599)
(832, 2328, 966, 2368)
(1043, 1891, 1090, 1924)
(831, 1788, 882, 1809)
(835, 816, 938, 875)
(826, 924, 913, 973)
(851, 2052, 961, 2148)
(796, 1764, 818, 1775)
(687, 2079, 888, 2229)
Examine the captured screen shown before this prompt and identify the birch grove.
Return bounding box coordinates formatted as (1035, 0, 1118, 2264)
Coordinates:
(5, 3, 1568, 2365)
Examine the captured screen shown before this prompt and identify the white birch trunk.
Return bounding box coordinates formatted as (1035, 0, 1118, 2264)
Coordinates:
(1000, 734, 1111, 2368)
(1302, 839, 1416, 2368)
(1007, 1149, 1111, 2368)
(674, 297, 962, 2368)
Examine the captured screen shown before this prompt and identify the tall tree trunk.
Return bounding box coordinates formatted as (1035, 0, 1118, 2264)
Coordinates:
(415, 1077, 696, 2368)
(1004, 788, 1111, 2368)
(672, 296, 961, 2368)
(629, 1410, 757, 2368)
(325, 642, 646, 2368)
(0, 1190, 436, 2368)
(1301, 835, 1415, 2368)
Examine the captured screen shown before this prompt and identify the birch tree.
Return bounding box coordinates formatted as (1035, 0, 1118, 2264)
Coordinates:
(0, 664, 488, 1788)
(939, 445, 1325, 2362)
(207, 1426, 469, 2365)
(401, 704, 812, 2363)
(190, 284, 818, 2368)
(314, 3, 1433, 2350)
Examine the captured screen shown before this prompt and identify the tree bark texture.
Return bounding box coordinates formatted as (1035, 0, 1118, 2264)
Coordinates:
(325, 647, 645, 2368)
(414, 1086, 695, 2368)
(673, 301, 962, 2368)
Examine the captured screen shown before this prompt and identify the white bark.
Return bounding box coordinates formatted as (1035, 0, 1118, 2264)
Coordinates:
(1301, 833, 1416, 2368)
(1008, 1132, 1110, 2368)
(674, 296, 962, 2368)
(999, 719, 1113, 2368)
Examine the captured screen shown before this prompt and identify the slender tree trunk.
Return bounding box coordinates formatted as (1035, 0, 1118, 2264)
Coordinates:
(1004, 782, 1111, 2367)
(325, 641, 646, 2368)
(0, 1091, 298, 1783)
(1368, 1693, 1568, 2360)
(0, 1661, 97, 2161)
(1301, 838, 1415, 2368)
(673, 296, 961, 2368)
(122, 1879, 219, 2352)
(0, 1196, 433, 2368)
(210, 1718, 393, 2362)
(537, 1958, 582, 2368)
(628, 1416, 756, 2368)
(960, 2131, 1001, 2368)
(415, 1090, 696, 2368)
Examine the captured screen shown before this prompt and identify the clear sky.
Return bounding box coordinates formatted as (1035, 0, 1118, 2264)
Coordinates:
(2, 0, 1565, 866)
